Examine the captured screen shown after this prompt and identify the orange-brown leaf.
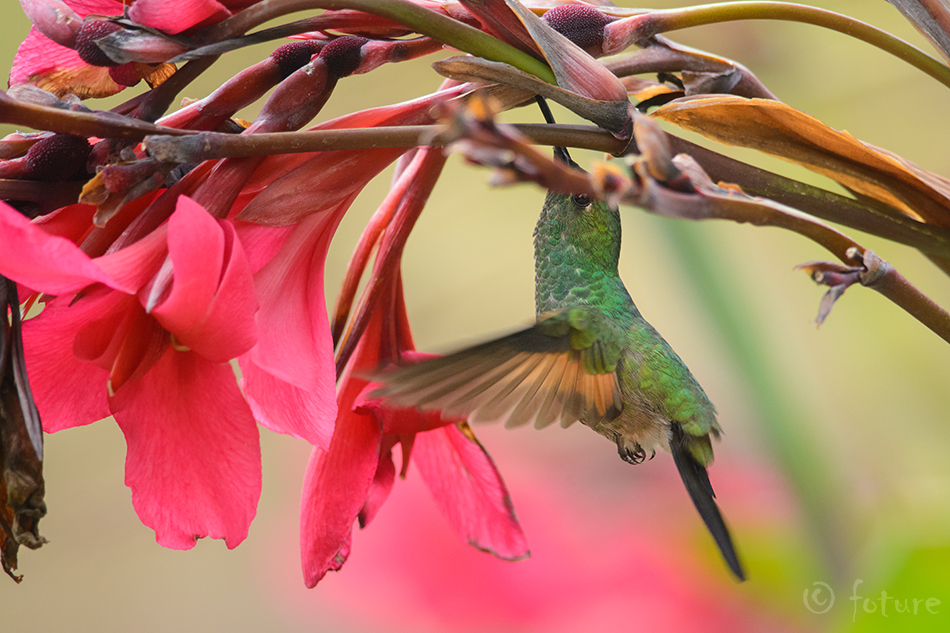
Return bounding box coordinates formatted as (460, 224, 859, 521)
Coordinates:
(652, 95, 950, 227)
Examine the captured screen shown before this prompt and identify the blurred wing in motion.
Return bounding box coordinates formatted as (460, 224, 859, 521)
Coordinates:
(370, 308, 624, 429)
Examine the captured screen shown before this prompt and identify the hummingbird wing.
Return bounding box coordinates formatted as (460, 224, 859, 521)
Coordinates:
(369, 308, 624, 430)
(669, 424, 745, 581)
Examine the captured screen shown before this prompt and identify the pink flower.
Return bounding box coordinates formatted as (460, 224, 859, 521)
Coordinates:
(11, 0, 262, 98)
(222, 84, 470, 450)
(11, 0, 178, 98)
(0, 195, 262, 549)
(298, 146, 527, 587)
(268, 431, 803, 632)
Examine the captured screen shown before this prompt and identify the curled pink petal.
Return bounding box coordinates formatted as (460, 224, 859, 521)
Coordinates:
(248, 208, 341, 391)
(300, 398, 382, 587)
(148, 196, 259, 361)
(413, 425, 529, 561)
(149, 196, 224, 332)
(110, 348, 262, 550)
(358, 439, 397, 529)
(175, 218, 258, 360)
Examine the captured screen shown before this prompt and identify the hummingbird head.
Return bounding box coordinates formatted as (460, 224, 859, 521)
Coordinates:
(535, 148, 622, 276)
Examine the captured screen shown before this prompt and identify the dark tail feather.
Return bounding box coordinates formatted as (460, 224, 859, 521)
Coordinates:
(669, 424, 745, 581)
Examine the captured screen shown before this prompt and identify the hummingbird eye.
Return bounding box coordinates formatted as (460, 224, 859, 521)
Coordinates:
(571, 194, 591, 209)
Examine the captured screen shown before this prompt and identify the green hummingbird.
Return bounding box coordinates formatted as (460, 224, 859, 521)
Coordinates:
(371, 147, 744, 581)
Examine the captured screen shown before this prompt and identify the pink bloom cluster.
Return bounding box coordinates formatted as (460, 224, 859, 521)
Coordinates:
(5, 0, 760, 595)
(5, 0, 637, 585)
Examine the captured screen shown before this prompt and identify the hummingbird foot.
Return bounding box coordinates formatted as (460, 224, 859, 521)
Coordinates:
(617, 441, 653, 465)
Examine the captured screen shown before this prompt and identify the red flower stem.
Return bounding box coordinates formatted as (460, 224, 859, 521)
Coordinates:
(331, 183, 407, 347)
(335, 148, 447, 375)
(639, 1, 950, 89)
(193, 0, 556, 83)
(129, 57, 220, 122)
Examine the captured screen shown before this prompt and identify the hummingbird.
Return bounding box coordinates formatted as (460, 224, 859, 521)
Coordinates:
(371, 146, 744, 581)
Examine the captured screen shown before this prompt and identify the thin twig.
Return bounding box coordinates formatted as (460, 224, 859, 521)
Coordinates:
(639, 1, 950, 89)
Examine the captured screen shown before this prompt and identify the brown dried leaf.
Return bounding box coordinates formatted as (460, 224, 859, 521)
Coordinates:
(433, 56, 631, 138)
(652, 95, 950, 228)
(1, 279, 46, 583)
(504, 0, 629, 106)
(602, 38, 777, 100)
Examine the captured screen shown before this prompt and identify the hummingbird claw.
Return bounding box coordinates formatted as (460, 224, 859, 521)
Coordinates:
(617, 441, 647, 465)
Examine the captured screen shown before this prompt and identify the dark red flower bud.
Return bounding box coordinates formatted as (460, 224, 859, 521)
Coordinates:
(542, 5, 612, 53)
(25, 134, 91, 181)
(272, 41, 325, 79)
(75, 20, 125, 67)
(318, 36, 369, 78)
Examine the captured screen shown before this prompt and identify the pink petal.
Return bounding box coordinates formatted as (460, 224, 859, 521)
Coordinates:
(356, 390, 455, 435)
(231, 83, 469, 223)
(235, 214, 338, 448)
(358, 438, 397, 529)
(94, 226, 169, 291)
(247, 207, 341, 391)
(10, 27, 123, 97)
(178, 218, 258, 360)
(239, 359, 334, 449)
(32, 202, 96, 243)
(0, 200, 165, 295)
(128, 0, 231, 35)
(109, 347, 261, 550)
(66, 0, 126, 15)
(148, 196, 224, 331)
(18, 0, 82, 48)
(148, 196, 258, 361)
(236, 149, 404, 226)
(21, 294, 113, 432)
(413, 425, 529, 561)
(300, 383, 382, 587)
(232, 221, 295, 273)
(0, 200, 120, 293)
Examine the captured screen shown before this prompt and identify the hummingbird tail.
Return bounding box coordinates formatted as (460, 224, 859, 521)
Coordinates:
(669, 424, 746, 581)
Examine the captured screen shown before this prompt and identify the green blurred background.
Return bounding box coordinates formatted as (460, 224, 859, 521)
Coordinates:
(3, 1, 950, 631)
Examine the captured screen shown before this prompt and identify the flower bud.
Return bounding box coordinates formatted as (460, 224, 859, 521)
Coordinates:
(542, 5, 614, 57)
